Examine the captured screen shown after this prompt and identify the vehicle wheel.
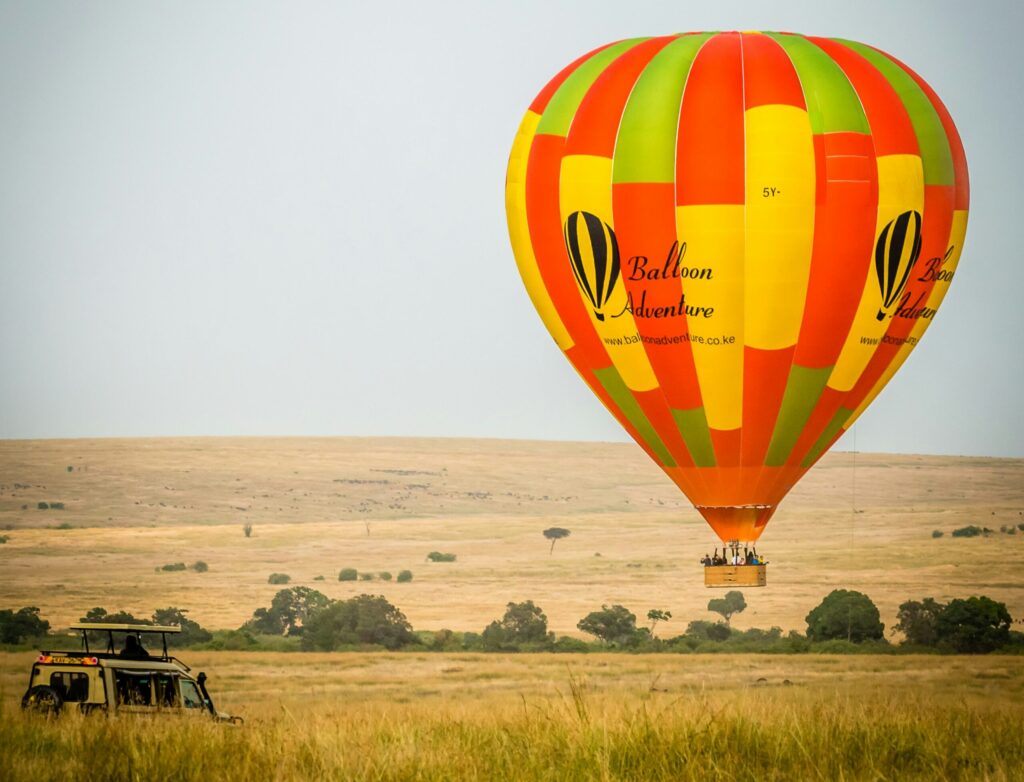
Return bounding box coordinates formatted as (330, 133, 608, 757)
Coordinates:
(22, 685, 63, 716)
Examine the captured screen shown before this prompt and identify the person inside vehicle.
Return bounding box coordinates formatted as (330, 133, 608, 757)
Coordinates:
(120, 634, 151, 659)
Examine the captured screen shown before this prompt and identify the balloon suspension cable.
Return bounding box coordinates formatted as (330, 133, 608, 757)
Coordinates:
(851, 425, 858, 548)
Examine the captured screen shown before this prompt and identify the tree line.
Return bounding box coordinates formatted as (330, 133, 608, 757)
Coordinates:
(2, 588, 1020, 655)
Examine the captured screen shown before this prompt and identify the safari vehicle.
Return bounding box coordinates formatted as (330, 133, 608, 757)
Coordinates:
(21, 623, 241, 723)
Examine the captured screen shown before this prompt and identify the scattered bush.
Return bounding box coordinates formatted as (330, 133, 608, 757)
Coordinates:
(50, 502, 64, 510)
(427, 551, 456, 563)
(66, 466, 73, 472)
(338, 568, 358, 582)
(685, 620, 732, 643)
(429, 628, 461, 651)
(951, 525, 990, 538)
(190, 561, 209, 573)
(359, 573, 375, 581)
(161, 562, 187, 572)
(397, 570, 413, 583)
(268, 573, 291, 585)
(53, 522, 74, 530)
(379, 572, 393, 581)
(931, 530, 944, 538)
(1018, 523, 1024, 532)
(314, 575, 325, 581)
(243, 523, 253, 538)
(552, 635, 591, 653)
(37, 502, 48, 510)
(0, 535, 8, 544)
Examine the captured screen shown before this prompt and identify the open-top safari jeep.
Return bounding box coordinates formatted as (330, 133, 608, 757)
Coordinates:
(21, 622, 241, 723)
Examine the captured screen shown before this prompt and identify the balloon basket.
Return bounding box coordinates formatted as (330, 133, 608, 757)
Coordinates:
(704, 564, 767, 588)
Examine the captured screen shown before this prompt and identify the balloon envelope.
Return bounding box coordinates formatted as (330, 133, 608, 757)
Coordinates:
(505, 31, 968, 542)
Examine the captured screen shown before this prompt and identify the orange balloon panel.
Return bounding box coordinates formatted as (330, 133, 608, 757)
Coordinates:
(505, 32, 969, 542)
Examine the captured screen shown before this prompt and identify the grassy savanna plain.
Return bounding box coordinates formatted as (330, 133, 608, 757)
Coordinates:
(2, 438, 1024, 780)
(2, 651, 1024, 780)
(0, 437, 1022, 634)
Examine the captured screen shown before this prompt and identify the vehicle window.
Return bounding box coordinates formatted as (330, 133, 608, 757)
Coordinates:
(49, 671, 89, 702)
(154, 674, 178, 707)
(180, 680, 204, 710)
(114, 671, 153, 706)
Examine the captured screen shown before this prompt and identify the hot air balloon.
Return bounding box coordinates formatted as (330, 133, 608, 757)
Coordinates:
(505, 31, 968, 586)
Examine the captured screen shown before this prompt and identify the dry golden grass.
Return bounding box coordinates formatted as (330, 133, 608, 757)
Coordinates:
(0, 437, 1022, 635)
(2, 651, 1024, 781)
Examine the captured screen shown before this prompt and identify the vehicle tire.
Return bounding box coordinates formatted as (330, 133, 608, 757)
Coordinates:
(22, 685, 64, 716)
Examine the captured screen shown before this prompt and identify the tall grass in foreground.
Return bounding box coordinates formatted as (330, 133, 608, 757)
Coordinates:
(2, 685, 1022, 781)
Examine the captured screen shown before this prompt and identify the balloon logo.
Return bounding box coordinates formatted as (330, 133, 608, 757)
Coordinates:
(563, 211, 621, 321)
(875, 210, 923, 321)
(506, 31, 969, 545)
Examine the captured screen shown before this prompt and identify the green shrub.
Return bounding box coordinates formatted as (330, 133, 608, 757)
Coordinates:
(379, 572, 393, 581)
(66, 466, 73, 472)
(314, 575, 325, 581)
(427, 551, 457, 563)
(1018, 523, 1024, 532)
(50, 502, 64, 510)
(552, 635, 591, 653)
(0, 535, 8, 544)
(951, 526, 985, 538)
(931, 530, 944, 538)
(37, 502, 48, 510)
(338, 568, 358, 582)
(161, 562, 187, 572)
(243, 523, 253, 538)
(397, 570, 413, 583)
(268, 573, 291, 585)
(53, 522, 74, 530)
(190, 561, 209, 573)
(359, 573, 375, 581)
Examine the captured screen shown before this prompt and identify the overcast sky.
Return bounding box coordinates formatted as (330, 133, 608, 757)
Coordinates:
(1, 0, 1021, 457)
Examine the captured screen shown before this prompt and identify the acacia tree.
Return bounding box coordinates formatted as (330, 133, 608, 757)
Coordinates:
(245, 587, 330, 636)
(647, 609, 672, 634)
(543, 527, 571, 555)
(707, 591, 746, 627)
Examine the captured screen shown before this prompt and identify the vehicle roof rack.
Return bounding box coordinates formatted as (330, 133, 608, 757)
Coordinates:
(70, 623, 183, 657)
(70, 623, 182, 633)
